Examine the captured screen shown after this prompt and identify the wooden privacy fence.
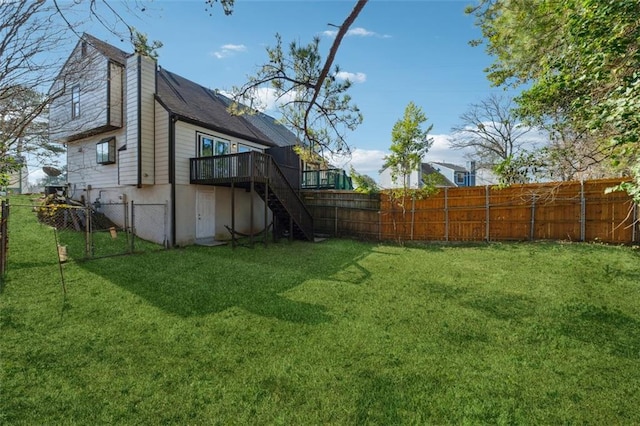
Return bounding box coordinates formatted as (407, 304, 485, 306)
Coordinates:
(302, 178, 639, 244)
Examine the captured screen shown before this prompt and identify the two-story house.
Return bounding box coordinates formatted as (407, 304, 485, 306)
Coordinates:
(49, 34, 313, 247)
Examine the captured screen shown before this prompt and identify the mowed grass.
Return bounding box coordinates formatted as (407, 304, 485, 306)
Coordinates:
(2, 196, 640, 424)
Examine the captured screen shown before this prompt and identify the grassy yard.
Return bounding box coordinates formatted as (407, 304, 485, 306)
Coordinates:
(2, 196, 640, 424)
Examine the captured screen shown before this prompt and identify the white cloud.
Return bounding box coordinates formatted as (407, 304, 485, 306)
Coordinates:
(334, 71, 367, 83)
(221, 87, 297, 112)
(211, 43, 247, 59)
(322, 27, 390, 39)
(424, 134, 473, 165)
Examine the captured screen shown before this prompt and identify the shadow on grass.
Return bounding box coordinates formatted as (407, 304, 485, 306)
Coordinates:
(78, 240, 378, 324)
(462, 292, 538, 321)
(559, 303, 640, 359)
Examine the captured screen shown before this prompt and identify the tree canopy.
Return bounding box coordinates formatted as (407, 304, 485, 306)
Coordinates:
(468, 0, 640, 199)
(230, 1, 368, 159)
(381, 101, 434, 190)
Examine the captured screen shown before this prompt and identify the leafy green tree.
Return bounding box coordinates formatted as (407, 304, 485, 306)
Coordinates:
(349, 166, 379, 194)
(381, 101, 434, 193)
(468, 0, 640, 198)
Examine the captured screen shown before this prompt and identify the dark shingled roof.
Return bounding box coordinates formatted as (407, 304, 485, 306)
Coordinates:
(82, 33, 129, 65)
(215, 95, 300, 147)
(156, 68, 281, 146)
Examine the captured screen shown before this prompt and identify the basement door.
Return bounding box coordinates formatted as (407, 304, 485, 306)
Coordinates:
(196, 190, 216, 239)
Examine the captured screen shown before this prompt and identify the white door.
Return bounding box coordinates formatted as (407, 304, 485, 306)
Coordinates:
(196, 190, 216, 239)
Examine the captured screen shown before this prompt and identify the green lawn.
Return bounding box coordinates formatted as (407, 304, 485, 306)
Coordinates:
(2, 196, 640, 424)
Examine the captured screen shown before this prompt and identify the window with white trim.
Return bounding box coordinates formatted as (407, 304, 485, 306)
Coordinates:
(455, 172, 465, 185)
(197, 133, 230, 157)
(71, 85, 80, 119)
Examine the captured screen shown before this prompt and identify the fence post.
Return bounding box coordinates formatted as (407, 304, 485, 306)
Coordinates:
(485, 186, 490, 242)
(165, 200, 170, 248)
(410, 194, 415, 241)
(580, 180, 586, 242)
(85, 206, 92, 259)
(444, 187, 449, 242)
(378, 210, 382, 241)
(130, 200, 135, 253)
(633, 202, 638, 243)
(530, 194, 537, 241)
(0, 200, 8, 277)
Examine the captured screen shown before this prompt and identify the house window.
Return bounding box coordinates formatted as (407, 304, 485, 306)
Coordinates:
(96, 137, 116, 165)
(455, 172, 465, 185)
(71, 85, 80, 119)
(197, 133, 230, 157)
(215, 139, 230, 155)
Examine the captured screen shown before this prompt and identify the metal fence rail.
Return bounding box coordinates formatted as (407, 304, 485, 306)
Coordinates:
(3, 199, 169, 270)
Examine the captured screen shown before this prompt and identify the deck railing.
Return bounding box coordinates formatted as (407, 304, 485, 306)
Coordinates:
(301, 169, 353, 190)
(190, 152, 313, 240)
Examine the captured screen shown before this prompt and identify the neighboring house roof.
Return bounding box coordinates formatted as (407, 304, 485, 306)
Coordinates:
(82, 33, 129, 65)
(430, 161, 469, 173)
(421, 163, 455, 187)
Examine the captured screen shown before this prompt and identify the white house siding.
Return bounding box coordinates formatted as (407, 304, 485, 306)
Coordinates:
(66, 129, 125, 196)
(108, 62, 123, 128)
(379, 168, 420, 189)
(120, 54, 156, 185)
(172, 121, 273, 246)
(174, 184, 270, 246)
(154, 102, 170, 184)
(139, 56, 156, 185)
(49, 43, 113, 143)
(173, 121, 268, 185)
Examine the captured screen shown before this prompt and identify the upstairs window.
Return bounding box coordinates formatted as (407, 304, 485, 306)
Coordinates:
(197, 133, 230, 157)
(455, 172, 465, 185)
(96, 137, 116, 165)
(71, 85, 81, 119)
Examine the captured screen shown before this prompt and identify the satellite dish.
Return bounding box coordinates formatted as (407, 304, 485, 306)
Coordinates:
(42, 166, 62, 177)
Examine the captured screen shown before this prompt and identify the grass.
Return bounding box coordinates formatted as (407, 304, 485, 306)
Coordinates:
(2, 195, 640, 424)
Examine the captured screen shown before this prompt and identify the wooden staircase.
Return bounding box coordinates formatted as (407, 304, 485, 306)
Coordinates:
(190, 152, 314, 241)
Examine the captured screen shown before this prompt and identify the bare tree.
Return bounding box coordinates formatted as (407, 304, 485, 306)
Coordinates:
(541, 115, 614, 182)
(449, 94, 532, 169)
(1, 0, 149, 182)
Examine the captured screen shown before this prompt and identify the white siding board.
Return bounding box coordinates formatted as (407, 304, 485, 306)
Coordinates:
(173, 121, 270, 185)
(140, 56, 156, 185)
(155, 102, 170, 184)
(120, 55, 140, 185)
(66, 129, 124, 190)
(49, 42, 118, 142)
(108, 62, 123, 127)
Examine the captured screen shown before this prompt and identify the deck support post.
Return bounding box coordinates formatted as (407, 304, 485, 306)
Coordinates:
(231, 181, 235, 249)
(264, 180, 269, 247)
(250, 180, 254, 247)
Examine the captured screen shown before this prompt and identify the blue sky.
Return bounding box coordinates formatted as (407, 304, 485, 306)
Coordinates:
(67, 0, 516, 179)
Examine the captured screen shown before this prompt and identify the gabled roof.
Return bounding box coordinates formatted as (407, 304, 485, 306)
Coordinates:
(157, 68, 280, 146)
(82, 33, 129, 65)
(430, 161, 469, 173)
(421, 163, 456, 187)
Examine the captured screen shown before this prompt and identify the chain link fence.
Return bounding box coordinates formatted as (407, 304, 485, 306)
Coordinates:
(4, 197, 168, 266)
